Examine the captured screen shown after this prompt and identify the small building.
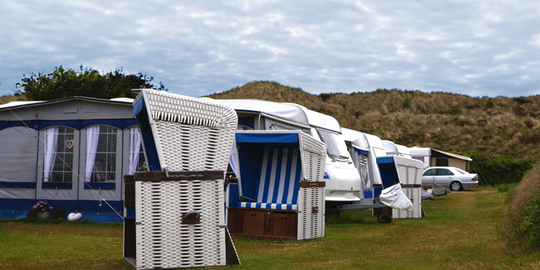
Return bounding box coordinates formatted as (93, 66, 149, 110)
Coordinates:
(0, 97, 144, 222)
(409, 147, 472, 171)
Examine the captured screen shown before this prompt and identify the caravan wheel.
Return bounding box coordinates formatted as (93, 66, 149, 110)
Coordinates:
(378, 215, 392, 223)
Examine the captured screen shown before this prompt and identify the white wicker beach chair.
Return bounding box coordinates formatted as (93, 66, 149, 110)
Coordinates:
(132, 90, 237, 172)
(228, 130, 326, 240)
(125, 90, 239, 269)
(377, 156, 425, 219)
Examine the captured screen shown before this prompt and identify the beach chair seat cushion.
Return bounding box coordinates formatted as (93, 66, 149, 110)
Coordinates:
(237, 202, 298, 211)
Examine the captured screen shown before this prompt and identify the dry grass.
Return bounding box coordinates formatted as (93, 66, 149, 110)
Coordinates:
(229, 189, 540, 269)
(0, 94, 25, 105)
(510, 164, 540, 214)
(502, 163, 540, 252)
(2, 190, 540, 269)
(208, 81, 540, 159)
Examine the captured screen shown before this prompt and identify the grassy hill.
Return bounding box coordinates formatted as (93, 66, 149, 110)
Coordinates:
(208, 81, 540, 160)
(0, 94, 24, 105)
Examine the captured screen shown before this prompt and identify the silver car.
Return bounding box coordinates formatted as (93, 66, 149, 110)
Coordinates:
(421, 167, 478, 191)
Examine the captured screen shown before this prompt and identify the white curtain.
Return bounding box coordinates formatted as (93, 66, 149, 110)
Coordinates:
(229, 141, 238, 177)
(128, 127, 141, 175)
(85, 126, 100, 182)
(228, 126, 244, 177)
(43, 127, 59, 182)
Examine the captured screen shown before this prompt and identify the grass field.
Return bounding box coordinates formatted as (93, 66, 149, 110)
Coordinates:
(1, 188, 539, 269)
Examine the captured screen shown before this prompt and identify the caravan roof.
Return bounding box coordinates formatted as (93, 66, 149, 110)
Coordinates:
(286, 104, 341, 133)
(409, 147, 431, 156)
(341, 128, 370, 150)
(208, 99, 310, 128)
(382, 140, 399, 156)
(395, 144, 411, 157)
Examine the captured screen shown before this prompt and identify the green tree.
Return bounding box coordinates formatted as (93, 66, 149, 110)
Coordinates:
(17, 66, 166, 100)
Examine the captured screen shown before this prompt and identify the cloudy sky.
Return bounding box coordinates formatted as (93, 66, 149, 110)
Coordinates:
(1, 0, 539, 99)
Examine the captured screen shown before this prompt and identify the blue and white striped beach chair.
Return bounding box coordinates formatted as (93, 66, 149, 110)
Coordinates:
(228, 130, 326, 240)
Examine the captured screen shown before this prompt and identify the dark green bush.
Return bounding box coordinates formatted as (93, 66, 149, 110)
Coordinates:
(496, 183, 519, 193)
(402, 97, 412, 109)
(445, 108, 462, 115)
(486, 98, 494, 108)
(520, 191, 540, 250)
(454, 151, 536, 185)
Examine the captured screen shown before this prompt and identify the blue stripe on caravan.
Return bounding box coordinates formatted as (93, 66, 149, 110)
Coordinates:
(0, 182, 36, 189)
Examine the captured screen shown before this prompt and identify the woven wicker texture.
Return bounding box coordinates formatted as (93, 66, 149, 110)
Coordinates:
(300, 132, 326, 182)
(142, 90, 237, 128)
(155, 121, 235, 171)
(393, 157, 424, 219)
(135, 179, 226, 269)
(298, 132, 326, 240)
(138, 90, 237, 171)
(298, 185, 325, 240)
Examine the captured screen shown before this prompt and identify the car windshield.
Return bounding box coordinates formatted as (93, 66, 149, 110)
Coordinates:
(316, 128, 350, 161)
(454, 168, 469, 174)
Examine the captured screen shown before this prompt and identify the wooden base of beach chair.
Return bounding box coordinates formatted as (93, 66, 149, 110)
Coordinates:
(228, 207, 298, 240)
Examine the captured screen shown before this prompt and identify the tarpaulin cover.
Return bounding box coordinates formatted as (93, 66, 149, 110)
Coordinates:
(379, 184, 413, 211)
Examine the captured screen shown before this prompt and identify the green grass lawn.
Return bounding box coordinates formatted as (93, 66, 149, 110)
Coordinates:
(1, 189, 539, 269)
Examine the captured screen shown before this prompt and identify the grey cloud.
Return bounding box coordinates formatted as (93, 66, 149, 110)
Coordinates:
(0, 0, 539, 98)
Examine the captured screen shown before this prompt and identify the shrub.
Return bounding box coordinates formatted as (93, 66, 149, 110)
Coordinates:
(486, 98, 494, 108)
(501, 163, 540, 252)
(402, 97, 412, 109)
(456, 151, 536, 186)
(496, 183, 519, 193)
(520, 191, 540, 250)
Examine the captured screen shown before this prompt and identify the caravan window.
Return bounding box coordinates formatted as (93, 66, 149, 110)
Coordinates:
(43, 127, 75, 183)
(86, 126, 118, 183)
(316, 128, 350, 161)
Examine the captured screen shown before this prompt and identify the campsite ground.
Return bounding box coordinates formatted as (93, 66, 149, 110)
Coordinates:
(1, 187, 539, 270)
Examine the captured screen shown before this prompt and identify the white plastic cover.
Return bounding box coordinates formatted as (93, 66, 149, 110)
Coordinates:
(293, 105, 341, 133)
(379, 184, 413, 211)
(341, 128, 370, 150)
(382, 140, 399, 156)
(210, 99, 310, 128)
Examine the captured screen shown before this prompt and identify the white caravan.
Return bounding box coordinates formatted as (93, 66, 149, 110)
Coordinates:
(210, 99, 362, 203)
(342, 128, 425, 219)
(342, 128, 387, 198)
(383, 140, 412, 158)
(287, 105, 362, 202)
(409, 147, 431, 168)
(395, 144, 412, 158)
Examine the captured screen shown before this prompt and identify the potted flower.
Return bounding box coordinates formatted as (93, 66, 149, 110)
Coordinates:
(27, 201, 53, 219)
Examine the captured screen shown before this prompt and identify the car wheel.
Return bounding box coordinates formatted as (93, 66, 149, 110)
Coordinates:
(450, 181, 462, 191)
